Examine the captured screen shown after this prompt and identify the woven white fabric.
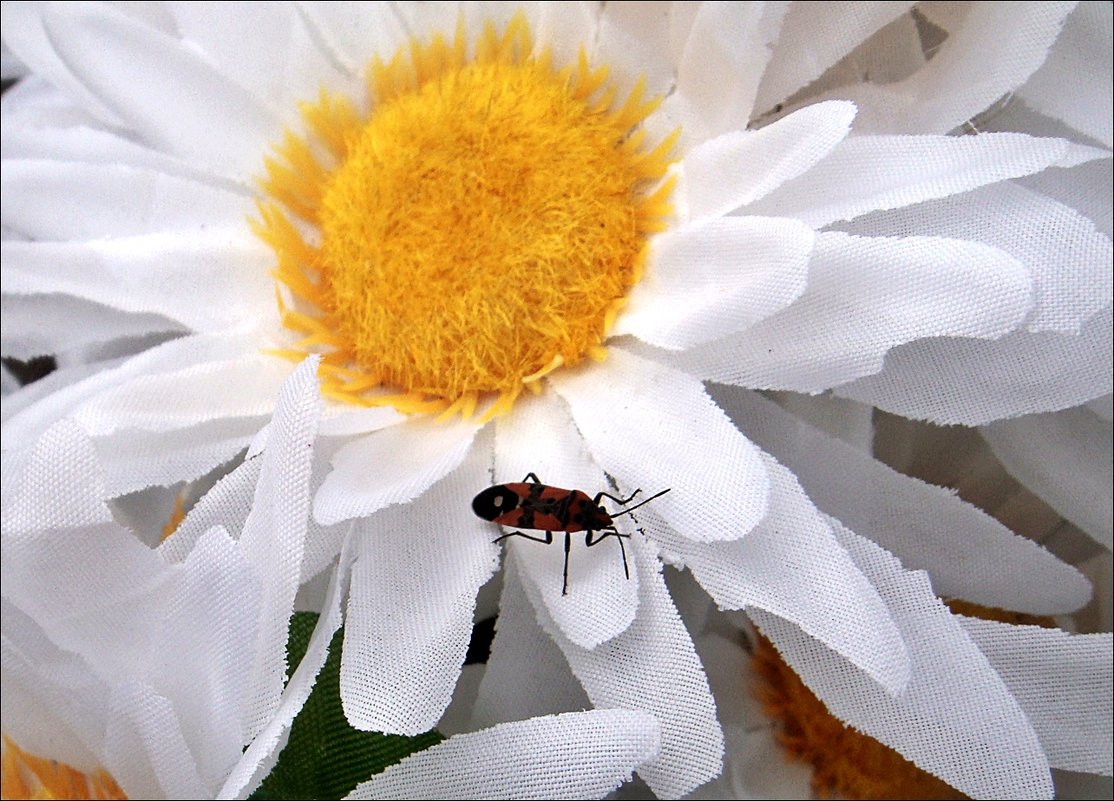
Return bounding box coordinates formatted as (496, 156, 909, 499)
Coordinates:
(716, 386, 1093, 614)
(168, 3, 354, 126)
(0, 5, 123, 125)
(645, 451, 910, 696)
(345, 709, 661, 801)
(2, 232, 276, 332)
(339, 439, 500, 735)
(493, 392, 639, 648)
(295, 2, 408, 76)
(815, 2, 1075, 135)
(1017, 1, 1113, 149)
(514, 537, 724, 799)
(835, 303, 1113, 424)
(0, 160, 254, 238)
(754, 519, 1055, 799)
(1, 332, 261, 445)
(314, 415, 482, 524)
(220, 533, 356, 800)
(236, 357, 321, 739)
(615, 216, 814, 350)
(470, 545, 593, 731)
(746, 132, 1108, 229)
(551, 348, 769, 545)
(982, 405, 1114, 550)
(958, 615, 1113, 775)
(1, 294, 181, 361)
(38, 3, 281, 177)
(1, 359, 325, 799)
(93, 416, 264, 496)
(838, 181, 1113, 334)
(674, 230, 1032, 393)
(2, 4, 1111, 799)
(678, 100, 856, 224)
(667, 2, 786, 145)
(753, 1, 914, 116)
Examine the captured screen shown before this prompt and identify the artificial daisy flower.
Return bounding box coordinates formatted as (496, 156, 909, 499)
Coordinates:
(2, 1, 1112, 797)
(1, 360, 667, 800)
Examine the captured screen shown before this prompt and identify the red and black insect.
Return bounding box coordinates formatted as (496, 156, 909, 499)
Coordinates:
(472, 472, 670, 596)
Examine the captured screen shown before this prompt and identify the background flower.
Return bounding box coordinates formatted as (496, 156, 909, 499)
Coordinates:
(2, 358, 323, 797)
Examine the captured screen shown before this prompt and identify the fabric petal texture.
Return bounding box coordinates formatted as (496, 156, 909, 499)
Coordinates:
(345, 709, 661, 801)
(1, 3, 1110, 799)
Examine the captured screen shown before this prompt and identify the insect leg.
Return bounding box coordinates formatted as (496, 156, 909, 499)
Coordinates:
(593, 489, 641, 507)
(585, 528, 631, 581)
(493, 530, 553, 546)
(522, 472, 542, 484)
(563, 531, 571, 596)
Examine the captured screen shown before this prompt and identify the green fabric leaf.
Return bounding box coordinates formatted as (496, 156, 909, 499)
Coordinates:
(251, 612, 444, 800)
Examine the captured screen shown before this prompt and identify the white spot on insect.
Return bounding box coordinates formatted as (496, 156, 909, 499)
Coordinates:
(493, 496, 503, 507)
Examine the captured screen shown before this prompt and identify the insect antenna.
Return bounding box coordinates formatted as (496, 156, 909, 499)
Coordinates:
(609, 487, 671, 518)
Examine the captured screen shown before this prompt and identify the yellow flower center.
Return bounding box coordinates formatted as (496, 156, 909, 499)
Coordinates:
(255, 15, 676, 418)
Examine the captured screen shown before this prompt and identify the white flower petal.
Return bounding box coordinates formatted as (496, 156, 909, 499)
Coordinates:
(2, 356, 124, 432)
(614, 216, 813, 350)
(345, 708, 660, 801)
(169, 3, 355, 124)
(470, 550, 591, 731)
(221, 534, 358, 800)
(746, 132, 1109, 229)
(1, 599, 107, 774)
(2, 232, 277, 333)
(40, 3, 279, 178)
(236, 357, 322, 739)
(297, 1, 409, 75)
(648, 452, 909, 696)
(1, 293, 184, 361)
(159, 456, 262, 564)
(677, 231, 1031, 393)
(714, 387, 1093, 614)
(151, 527, 261, 791)
(680, 100, 856, 224)
(1018, 2, 1113, 148)
(103, 681, 207, 800)
(0, 160, 253, 240)
(753, 521, 1054, 800)
(592, 1, 675, 100)
(975, 101, 1113, 237)
(318, 406, 407, 437)
(837, 181, 1113, 334)
(1, 122, 231, 187)
(67, 354, 288, 435)
(340, 438, 500, 734)
(314, 415, 483, 525)
(1018, 150, 1113, 241)
(835, 303, 1113, 424)
(494, 392, 639, 648)
(96, 415, 265, 496)
(958, 616, 1113, 775)
(550, 348, 769, 544)
(827, 2, 1075, 136)
(3, 417, 113, 529)
(753, 1, 914, 116)
(0, 3, 126, 126)
(531, 1, 599, 69)
(982, 406, 1113, 551)
(518, 537, 723, 799)
(671, 2, 787, 144)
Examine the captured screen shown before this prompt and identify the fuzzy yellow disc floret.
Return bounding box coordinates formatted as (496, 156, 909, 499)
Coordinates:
(256, 16, 676, 418)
